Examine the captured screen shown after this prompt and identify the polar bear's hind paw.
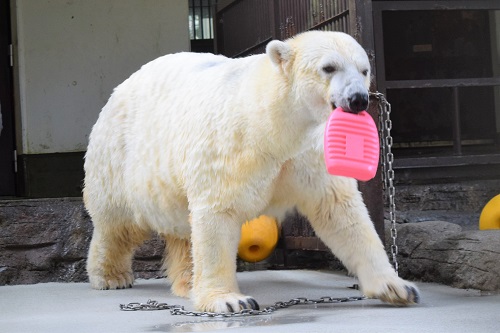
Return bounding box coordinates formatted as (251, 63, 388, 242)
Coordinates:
(89, 271, 134, 290)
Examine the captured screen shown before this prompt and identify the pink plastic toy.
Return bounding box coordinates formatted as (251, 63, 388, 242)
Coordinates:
(324, 107, 379, 181)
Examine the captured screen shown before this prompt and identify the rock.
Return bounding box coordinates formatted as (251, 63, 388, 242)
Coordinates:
(387, 220, 500, 291)
(0, 198, 164, 285)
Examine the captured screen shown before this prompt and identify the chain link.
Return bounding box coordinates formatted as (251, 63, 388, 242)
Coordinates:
(371, 91, 398, 275)
(120, 299, 177, 311)
(120, 295, 367, 317)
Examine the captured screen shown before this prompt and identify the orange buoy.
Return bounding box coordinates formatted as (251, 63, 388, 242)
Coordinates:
(479, 194, 500, 230)
(238, 215, 279, 262)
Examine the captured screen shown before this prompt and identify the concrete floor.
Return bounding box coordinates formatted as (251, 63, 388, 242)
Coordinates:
(1, 270, 498, 333)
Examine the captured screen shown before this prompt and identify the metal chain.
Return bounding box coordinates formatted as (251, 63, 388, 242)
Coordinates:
(120, 295, 367, 317)
(371, 91, 398, 275)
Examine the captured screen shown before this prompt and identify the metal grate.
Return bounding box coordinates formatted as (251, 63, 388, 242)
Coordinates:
(189, 0, 215, 40)
(216, 0, 354, 58)
(276, 0, 350, 39)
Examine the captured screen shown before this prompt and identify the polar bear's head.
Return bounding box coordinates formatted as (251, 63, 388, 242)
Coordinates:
(266, 31, 371, 121)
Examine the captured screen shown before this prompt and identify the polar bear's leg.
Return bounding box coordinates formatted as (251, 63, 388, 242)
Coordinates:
(189, 211, 259, 313)
(297, 185, 420, 305)
(279, 152, 420, 305)
(87, 219, 149, 290)
(163, 235, 193, 298)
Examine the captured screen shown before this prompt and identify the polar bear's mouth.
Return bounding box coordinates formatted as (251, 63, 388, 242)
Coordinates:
(331, 102, 337, 110)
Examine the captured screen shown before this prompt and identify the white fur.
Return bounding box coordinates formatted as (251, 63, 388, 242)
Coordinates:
(84, 31, 418, 312)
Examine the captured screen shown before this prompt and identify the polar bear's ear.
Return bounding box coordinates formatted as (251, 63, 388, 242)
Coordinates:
(266, 40, 293, 70)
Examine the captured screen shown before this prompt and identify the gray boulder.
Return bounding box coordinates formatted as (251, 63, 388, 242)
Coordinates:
(387, 220, 500, 291)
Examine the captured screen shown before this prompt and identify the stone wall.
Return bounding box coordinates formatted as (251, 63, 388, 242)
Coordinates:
(0, 198, 164, 285)
(0, 198, 336, 285)
(394, 179, 500, 230)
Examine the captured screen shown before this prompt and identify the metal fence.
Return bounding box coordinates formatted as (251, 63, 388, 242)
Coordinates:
(216, 0, 355, 57)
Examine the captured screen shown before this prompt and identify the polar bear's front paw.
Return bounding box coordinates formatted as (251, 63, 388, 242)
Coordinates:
(89, 271, 134, 290)
(376, 283, 420, 305)
(362, 275, 420, 306)
(194, 292, 260, 313)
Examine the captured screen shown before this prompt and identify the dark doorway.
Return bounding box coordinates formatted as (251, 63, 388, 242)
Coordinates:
(0, 1, 16, 196)
(374, 3, 500, 162)
(383, 10, 498, 150)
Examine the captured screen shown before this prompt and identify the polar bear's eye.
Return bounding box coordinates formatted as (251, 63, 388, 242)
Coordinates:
(362, 69, 369, 76)
(322, 65, 336, 74)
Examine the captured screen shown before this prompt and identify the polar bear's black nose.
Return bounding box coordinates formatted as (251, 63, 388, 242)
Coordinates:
(348, 93, 368, 113)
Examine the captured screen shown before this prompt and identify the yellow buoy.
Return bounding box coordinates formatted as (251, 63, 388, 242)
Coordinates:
(238, 215, 279, 262)
(479, 194, 500, 230)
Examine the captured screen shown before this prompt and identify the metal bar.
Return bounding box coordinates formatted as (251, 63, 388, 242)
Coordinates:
(394, 164, 500, 183)
(308, 10, 349, 31)
(232, 37, 273, 58)
(214, 0, 222, 54)
(385, 77, 500, 89)
(208, 0, 212, 39)
(373, 5, 387, 94)
(349, 0, 357, 39)
(190, 0, 196, 39)
(394, 154, 500, 169)
(200, 0, 204, 39)
(272, 0, 280, 39)
(452, 87, 462, 155)
(360, 96, 386, 244)
(373, 0, 500, 11)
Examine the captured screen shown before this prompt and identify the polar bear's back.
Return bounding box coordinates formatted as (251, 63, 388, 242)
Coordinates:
(99, 52, 261, 163)
(84, 51, 265, 229)
(101, 51, 261, 134)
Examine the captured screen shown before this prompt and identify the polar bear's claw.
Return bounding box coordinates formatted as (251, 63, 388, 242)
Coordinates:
(405, 286, 420, 304)
(247, 298, 260, 310)
(196, 293, 259, 313)
(225, 297, 259, 313)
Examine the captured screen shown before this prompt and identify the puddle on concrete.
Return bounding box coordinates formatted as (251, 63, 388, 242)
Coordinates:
(147, 315, 315, 332)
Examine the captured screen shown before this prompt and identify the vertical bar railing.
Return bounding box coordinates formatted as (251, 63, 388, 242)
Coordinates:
(452, 87, 462, 155)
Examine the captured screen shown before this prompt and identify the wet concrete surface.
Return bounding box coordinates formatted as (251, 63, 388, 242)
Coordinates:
(1, 270, 498, 333)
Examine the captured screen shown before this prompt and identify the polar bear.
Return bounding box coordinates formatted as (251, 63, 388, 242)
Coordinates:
(84, 31, 419, 312)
